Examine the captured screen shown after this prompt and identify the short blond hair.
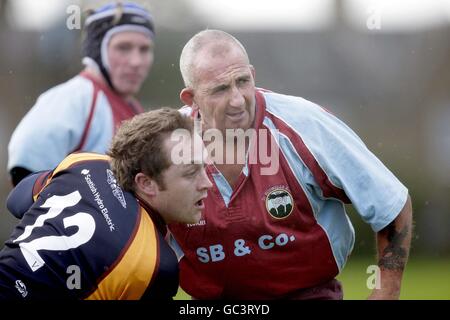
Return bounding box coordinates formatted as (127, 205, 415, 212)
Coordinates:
(180, 29, 249, 88)
(108, 107, 194, 192)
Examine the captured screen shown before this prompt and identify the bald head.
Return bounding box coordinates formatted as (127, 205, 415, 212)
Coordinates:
(180, 29, 250, 88)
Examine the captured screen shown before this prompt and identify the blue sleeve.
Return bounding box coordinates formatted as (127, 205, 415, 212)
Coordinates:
(6, 171, 50, 219)
(297, 102, 408, 232)
(264, 92, 408, 232)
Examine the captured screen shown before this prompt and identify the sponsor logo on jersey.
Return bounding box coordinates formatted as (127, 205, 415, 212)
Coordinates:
(265, 188, 294, 219)
(106, 169, 127, 209)
(186, 219, 206, 228)
(15, 280, 28, 298)
(81, 169, 115, 231)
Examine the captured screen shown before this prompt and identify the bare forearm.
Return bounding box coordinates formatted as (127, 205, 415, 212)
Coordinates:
(370, 194, 413, 299)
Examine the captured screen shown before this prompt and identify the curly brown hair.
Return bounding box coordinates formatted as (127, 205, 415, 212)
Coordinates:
(108, 107, 194, 192)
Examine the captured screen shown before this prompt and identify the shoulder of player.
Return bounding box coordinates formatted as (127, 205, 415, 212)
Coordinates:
(261, 90, 334, 128)
(49, 153, 109, 176)
(35, 75, 97, 110)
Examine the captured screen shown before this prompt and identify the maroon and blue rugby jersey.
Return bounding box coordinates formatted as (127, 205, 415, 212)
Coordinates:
(170, 89, 408, 299)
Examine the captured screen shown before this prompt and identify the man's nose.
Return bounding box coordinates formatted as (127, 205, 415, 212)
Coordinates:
(198, 169, 213, 191)
(229, 86, 245, 107)
(129, 48, 143, 66)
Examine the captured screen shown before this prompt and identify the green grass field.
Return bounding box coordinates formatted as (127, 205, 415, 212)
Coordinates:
(175, 257, 450, 300)
(338, 257, 450, 299)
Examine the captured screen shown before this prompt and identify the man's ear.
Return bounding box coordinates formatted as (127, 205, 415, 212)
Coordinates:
(180, 88, 195, 108)
(250, 65, 256, 82)
(134, 172, 158, 197)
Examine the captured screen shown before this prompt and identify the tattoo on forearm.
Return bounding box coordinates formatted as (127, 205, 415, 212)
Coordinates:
(378, 223, 409, 271)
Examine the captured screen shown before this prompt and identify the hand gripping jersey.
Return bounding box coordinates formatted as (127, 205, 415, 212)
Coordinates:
(170, 89, 408, 299)
(8, 71, 144, 173)
(0, 153, 178, 300)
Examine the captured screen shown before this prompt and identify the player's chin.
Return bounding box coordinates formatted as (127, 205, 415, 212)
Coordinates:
(226, 115, 251, 130)
(188, 209, 202, 224)
(174, 207, 200, 224)
(116, 83, 141, 96)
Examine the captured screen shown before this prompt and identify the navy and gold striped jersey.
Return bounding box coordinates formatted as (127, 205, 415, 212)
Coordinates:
(0, 153, 178, 300)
